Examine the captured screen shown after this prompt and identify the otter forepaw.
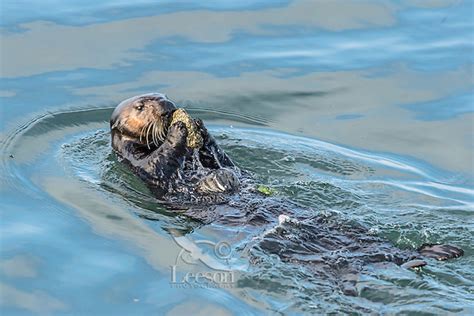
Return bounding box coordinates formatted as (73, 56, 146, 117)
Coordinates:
(167, 121, 188, 146)
(418, 244, 464, 261)
(193, 118, 204, 129)
(196, 169, 240, 194)
(193, 118, 210, 140)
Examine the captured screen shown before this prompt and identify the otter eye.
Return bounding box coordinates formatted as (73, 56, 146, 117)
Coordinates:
(135, 104, 144, 111)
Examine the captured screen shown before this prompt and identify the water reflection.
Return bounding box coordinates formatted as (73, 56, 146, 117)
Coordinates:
(1, 0, 398, 77)
(0, 283, 67, 314)
(1, 0, 472, 176)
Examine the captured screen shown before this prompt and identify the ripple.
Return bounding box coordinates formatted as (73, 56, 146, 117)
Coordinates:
(1, 107, 473, 314)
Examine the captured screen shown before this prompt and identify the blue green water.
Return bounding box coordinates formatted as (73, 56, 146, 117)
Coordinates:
(1, 1, 473, 314)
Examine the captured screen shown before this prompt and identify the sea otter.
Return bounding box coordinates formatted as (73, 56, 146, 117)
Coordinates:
(110, 93, 240, 203)
(110, 93, 463, 294)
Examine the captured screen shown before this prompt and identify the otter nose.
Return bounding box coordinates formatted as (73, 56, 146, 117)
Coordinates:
(156, 99, 177, 115)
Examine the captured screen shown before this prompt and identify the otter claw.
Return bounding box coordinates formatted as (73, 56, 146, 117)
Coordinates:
(418, 244, 464, 261)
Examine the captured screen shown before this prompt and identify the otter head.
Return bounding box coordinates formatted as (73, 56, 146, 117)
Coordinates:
(110, 93, 176, 151)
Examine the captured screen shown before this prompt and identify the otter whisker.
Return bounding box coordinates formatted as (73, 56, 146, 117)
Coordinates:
(159, 124, 166, 141)
(143, 122, 151, 143)
(148, 122, 155, 147)
(146, 122, 153, 149)
(157, 125, 162, 142)
(139, 123, 147, 143)
(145, 128, 149, 149)
(151, 121, 156, 146)
(152, 121, 159, 147)
(154, 121, 163, 145)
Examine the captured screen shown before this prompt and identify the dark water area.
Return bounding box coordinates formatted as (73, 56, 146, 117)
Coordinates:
(1, 1, 473, 315)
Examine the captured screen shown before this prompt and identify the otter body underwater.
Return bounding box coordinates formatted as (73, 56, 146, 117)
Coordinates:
(110, 93, 463, 295)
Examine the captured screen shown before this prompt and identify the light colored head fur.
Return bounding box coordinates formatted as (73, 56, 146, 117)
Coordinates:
(110, 93, 176, 149)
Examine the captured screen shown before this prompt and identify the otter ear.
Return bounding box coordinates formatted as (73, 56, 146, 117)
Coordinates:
(111, 120, 121, 131)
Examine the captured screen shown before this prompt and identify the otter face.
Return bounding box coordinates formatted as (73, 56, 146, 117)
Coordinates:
(110, 93, 176, 148)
